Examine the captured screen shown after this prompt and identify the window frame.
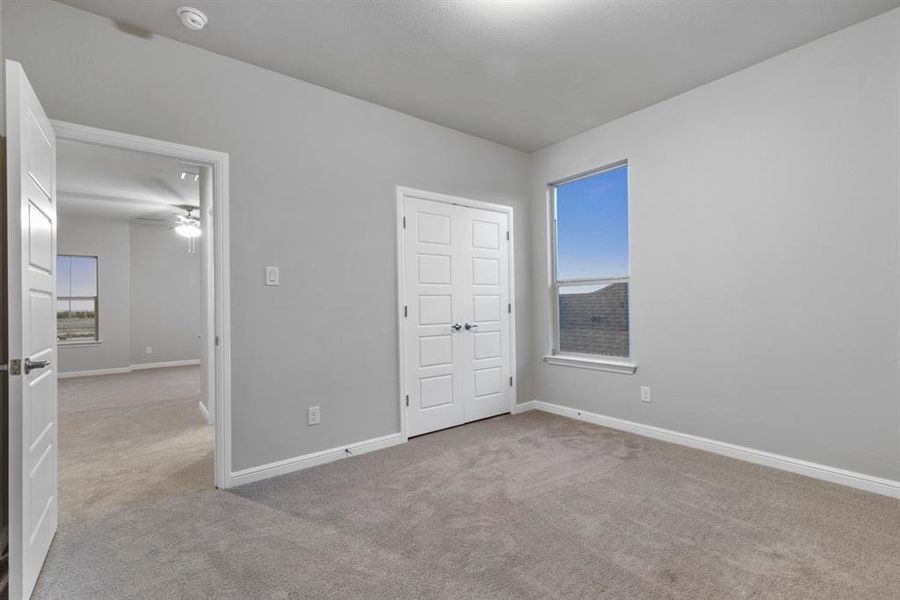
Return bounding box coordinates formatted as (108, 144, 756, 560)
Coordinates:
(547, 160, 636, 373)
(57, 254, 100, 344)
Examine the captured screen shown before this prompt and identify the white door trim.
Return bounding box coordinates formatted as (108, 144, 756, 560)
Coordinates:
(50, 120, 234, 489)
(395, 186, 517, 442)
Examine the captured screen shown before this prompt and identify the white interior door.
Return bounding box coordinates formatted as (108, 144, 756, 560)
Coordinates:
(403, 197, 465, 436)
(6, 60, 58, 600)
(402, 191, 512, 437)
(459, 205, 510, 422)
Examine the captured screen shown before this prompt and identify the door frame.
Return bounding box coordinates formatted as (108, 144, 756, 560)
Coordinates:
(51, 120, 234, 489)
(395, 186, 517, 443)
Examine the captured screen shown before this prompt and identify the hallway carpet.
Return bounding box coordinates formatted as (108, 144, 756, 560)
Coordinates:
(35, 410, 898, 599)
(57, 365, 213, 521)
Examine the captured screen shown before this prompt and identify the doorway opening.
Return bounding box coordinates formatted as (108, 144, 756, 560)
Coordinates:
(54, 138, 202, 520)
(51, 121, 232, 498)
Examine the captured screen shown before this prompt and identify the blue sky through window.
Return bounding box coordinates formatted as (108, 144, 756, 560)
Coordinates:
(555, 164, 628, 280)
(57, 255, 97, 297)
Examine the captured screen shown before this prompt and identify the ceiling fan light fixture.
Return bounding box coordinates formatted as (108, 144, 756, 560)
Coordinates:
(175, 221, 202, 238)
(175, 206, 202, 238)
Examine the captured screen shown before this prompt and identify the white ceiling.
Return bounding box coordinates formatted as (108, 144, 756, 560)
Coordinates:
(57, 138, 199, 222)
(56, 0, 899, 151)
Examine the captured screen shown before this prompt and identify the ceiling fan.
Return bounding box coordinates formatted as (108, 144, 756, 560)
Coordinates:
(174, 206, 202, 238)
(133, 204, 202, 254)
(135, 204, 201, 236)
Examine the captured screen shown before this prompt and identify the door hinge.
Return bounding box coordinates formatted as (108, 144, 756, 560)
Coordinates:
(405, 394, 410, 407)
(509, 376, 513, 387)
(5, 359, 22, 375)
(404, 305, 408, 318)
(506, 230, 510, 241)
(508, 303, 512, 313)
(402, 216, 406, 229)
(215, 335, 220, 346)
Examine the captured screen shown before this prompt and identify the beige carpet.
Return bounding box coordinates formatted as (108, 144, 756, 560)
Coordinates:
(36, 408, 898, 599)
(58, 365, 213, 521)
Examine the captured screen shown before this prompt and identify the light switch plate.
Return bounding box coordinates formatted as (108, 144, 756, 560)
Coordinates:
(265, 266, 280, 286)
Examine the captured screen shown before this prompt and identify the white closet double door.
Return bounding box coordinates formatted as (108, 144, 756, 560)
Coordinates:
(402, 192, 512, 437)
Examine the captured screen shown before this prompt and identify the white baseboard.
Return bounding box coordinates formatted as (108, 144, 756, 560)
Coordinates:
(197, 400, 211, 424)
(58, 366, 132, 379)
(229, 432, 403, 487)
(512, 400, 537, 414)
(59, 359, 201, 379)
(131, 359, 201, 370)
(516, 400, 900, 499)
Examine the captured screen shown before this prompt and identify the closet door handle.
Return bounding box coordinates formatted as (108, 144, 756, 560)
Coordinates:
(451, 323, 463, 332)
(464, 322, 478, 331)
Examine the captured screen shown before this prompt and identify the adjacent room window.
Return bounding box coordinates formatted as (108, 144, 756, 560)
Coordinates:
(551, 162, 629, 358)
(57, 255, 99, 343)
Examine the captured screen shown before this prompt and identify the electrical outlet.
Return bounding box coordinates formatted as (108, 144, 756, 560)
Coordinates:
(307, 406, 320, 426)
(145, 346, 152, 355)
(265, 266, 280, 286)
(641, 385, 651, 403)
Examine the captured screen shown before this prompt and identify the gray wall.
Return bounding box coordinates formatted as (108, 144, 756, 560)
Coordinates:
(529, 9, 900, 480)
(11, 0, 894, 482)
(4, 0, 532, 472)
(56, 217, 201, 373)
(129, 222, 201, 366)
(57, 215, 131, 373)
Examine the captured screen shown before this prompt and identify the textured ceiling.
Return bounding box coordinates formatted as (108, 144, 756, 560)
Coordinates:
(55, 0, 900, 151)
(58, 139, 199, 221)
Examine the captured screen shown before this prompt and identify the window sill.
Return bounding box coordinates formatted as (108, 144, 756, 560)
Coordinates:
(59, 340, 102, 347)
(543, 354, 637, 375)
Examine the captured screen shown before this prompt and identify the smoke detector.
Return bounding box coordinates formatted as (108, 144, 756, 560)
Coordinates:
(177, 6, 208, 31)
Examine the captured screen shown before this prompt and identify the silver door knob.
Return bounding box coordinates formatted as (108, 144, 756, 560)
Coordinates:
(24, 357, 51, 374)
(465, 322, 478, 331)
(451, 323, 462, 331)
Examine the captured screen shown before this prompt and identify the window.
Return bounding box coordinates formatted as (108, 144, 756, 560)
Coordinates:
(551, 162, 629, 359)
(57, 255, 99, 343)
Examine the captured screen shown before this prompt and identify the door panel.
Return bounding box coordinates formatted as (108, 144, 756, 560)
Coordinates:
(471, 220, 500, 249)
(419, 374, 454, 409)
(402, 192, 511, 437)
(27, 203, 53, 272)
(6, 60, 58, 600)
(416, 211, 451, 244)
(417, 254, 452, 284)
(419, 334, 452, 367)
(472, 257, 500, 285)
(418, 294, 452, 325)
(473, 330, 501, 360)
(472, 295, 501, 323)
